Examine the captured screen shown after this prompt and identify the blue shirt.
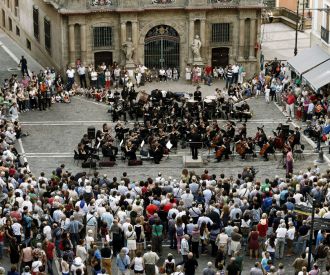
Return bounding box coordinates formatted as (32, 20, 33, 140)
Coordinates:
(116, 255, 130, 272)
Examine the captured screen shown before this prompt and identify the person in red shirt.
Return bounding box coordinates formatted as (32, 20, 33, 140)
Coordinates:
(146, 203, 158, 217)
(257, 213, 268, 251)
(286, 91, 296, 120)
(44, 239, 55, 275)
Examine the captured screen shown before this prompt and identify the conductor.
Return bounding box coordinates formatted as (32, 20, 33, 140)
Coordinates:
(189, 127, 201, 159)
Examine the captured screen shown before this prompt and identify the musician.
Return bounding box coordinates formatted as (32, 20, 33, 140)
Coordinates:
(101, 137, 118, 161)
(124, 141, 137, 160)
(194, 86, 202, 102)
(77, 142, 88, 162)
(262, 137, 275, 161)
(256, 127, 267, 149)
(216, 137, 231, 162)
(189, 127, 201, 159)
(238, 101, 251, 122)
(150, 140, 164, 164)
(292, 127, 301, 148)
(238, 123, 247, 140)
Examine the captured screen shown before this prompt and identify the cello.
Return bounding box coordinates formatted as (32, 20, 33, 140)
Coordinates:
(236, 141, 247, 156)
(259, 143, 270, 156)
(216, 145, 226, 159)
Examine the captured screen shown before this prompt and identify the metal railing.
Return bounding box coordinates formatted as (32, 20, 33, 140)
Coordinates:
(321, 26, 330, 44)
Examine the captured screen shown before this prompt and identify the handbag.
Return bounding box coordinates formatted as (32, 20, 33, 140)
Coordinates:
(322, 134, 327, 142)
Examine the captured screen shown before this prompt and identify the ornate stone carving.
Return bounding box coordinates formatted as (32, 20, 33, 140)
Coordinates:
(151, 0, 175, 3)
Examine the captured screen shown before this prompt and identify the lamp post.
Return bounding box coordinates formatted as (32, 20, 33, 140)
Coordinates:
(294, 0, 300, 56)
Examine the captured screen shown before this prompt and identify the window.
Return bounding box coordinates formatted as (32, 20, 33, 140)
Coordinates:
(16, 26, 20, 36)
(33, 6, 39, 40)
(8, 17, 12, 31)
(2, 9, 5, 28)
(211, 23, 231, 43)
(14, 0, 19, 17)
(93, 26, 112, 48)
(44, 17, 51, 53)
(26, 38, 31, 50)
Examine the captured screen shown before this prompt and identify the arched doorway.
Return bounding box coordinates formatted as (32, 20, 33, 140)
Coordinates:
(144, 25, 180, 69)
(212, 47, 229, 68)
(94, 51, 113, 68)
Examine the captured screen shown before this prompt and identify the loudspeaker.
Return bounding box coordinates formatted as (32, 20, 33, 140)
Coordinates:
(281, 124, 290, 137)
(99, 161, 115, 167)
(87, 127, 96, 140)
(82, 162, 96, 168)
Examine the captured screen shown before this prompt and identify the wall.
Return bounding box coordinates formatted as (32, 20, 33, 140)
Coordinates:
(0, 0, 65, 71)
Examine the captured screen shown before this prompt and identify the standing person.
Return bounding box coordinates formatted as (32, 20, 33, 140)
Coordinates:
(202, 262, 216, 275)
(142, 245, 159, 275)
(286, 148, 294, 178)
(226, 257, 240, 275)
(44, 239, 55, 275)
(126, 225, 137, 259)
(183, 253, 198, 275)
(78, 64, 87, 88)
(275, 223, 287, 260)
(19, 56, 29, 76)
(100, 242, 112, 275)
(191, 225, 201, 258)
(151, 219, 163, 255)
(131, 250, 144, 274)
(225, 65, 233, 89)
(185, 65, 192, 83)
(265, 85, 270, 103)
(180, 235, 190, 264)
(189, 128, 201, 160)
(248, 225, 259, 260)
(286, 91, 296, 120)
(116, 248, 130, 275)
(66, 66, 75, 91)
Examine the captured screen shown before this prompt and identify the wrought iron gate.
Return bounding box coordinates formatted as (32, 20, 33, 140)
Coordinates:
(144, 25, 180, 69)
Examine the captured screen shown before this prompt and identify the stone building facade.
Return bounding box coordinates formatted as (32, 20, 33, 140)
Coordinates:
(0, 0, 263, 76)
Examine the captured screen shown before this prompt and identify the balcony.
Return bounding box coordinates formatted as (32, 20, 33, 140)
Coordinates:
(88, 0, 117, 10)
(321, 26, 330, 44)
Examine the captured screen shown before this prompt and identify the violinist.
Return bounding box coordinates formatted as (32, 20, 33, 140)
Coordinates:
(150, 140, 164, 164)
(124, 141, 137, 161)
(101, 135, 118, 161)
(238, 123, 247, 140)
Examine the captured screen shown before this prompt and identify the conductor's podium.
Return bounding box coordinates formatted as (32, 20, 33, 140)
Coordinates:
(183, 155, 204, 168)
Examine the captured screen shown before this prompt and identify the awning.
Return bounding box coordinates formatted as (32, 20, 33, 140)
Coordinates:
(287, 45, 330, 75)
(302, 60, 330, 90)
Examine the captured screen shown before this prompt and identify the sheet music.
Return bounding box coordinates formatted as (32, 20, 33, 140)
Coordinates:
(140, 140, 145, 148)
(166, 140, 173, 150)
(120, 140, 123, 147)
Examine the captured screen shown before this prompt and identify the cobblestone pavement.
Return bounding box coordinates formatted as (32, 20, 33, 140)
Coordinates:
(0, 24, 326, 274)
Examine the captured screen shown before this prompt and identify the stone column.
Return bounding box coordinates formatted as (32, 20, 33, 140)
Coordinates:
(68, 24, 75, 65)
(132, 21, 138, 63)
(80, 24, 87, 64)
(189, 19, 194, 63)
(121, 22, 127, 44)
(239, 19, 245, 59)
(200, 19, 206, 63)
(249, 19, 256, 59)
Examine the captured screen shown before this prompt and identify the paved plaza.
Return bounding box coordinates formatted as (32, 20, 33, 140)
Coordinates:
(0, 24, 327, 275)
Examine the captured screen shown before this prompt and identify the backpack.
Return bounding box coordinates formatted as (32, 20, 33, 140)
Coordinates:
(165, 262, 175, 274)
(176, 225, 184, 236)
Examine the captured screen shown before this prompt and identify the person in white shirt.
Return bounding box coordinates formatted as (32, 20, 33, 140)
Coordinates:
(66, 67, 75, 90)
(159, 68, 166, 82)
(90, 69, 98, 88)
(275, 223, 287, 259)
(77, 65, 87, 88)
(181, 189, 194, 208)
(286, 221, 295, 256)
